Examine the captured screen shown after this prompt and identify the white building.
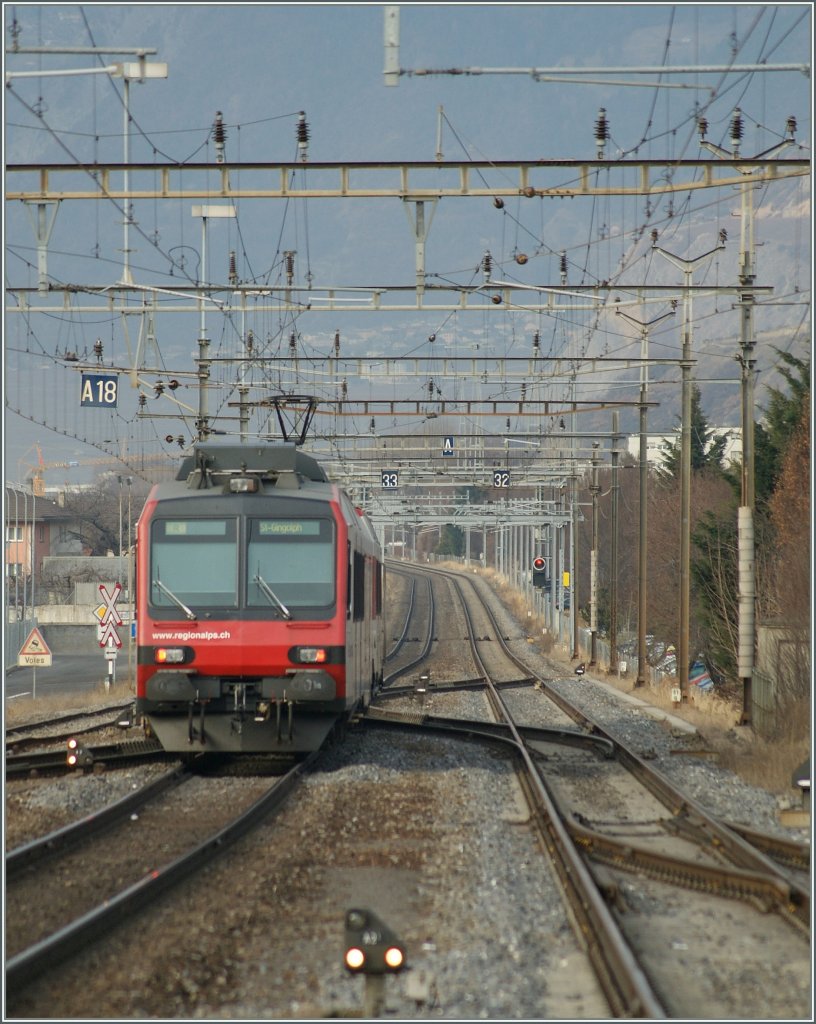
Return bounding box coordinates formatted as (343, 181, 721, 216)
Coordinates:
(624, 427, 742, 468)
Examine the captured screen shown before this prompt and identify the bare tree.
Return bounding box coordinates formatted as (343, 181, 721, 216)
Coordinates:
(55, 475, 150, 556)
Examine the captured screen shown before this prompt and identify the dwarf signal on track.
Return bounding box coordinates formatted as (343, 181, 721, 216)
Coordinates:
(343, 909, 406, 975)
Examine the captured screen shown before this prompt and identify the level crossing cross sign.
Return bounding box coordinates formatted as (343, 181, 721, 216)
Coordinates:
(95, 582, 123, 648)
(18, 627, 53, 667)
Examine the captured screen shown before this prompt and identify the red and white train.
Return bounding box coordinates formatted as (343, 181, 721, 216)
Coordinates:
(135, 442, 384, 755)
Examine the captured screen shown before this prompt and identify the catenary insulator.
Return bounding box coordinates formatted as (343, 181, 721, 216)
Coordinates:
(289, 332, 297, 353)
(285, 251, 295, 285)
(729, 109, 743, 150)
(532, 331, 540, 353)
(651, 229, 658, 244)
(341, 378, 348, 399)
(697, 116, 708, 140)
(94, 338, 103, 360)
(139, 394, 147, 407)
(594, 107, 609, 157)
(786, 115, 797, 139)
(213, 112, 227, 163)
(560, 251, 567, 284)
(334, 330, 340, 356)
(228, 251, 238, 286)
(482, 250, 492, 279)
(297, 112, 310, 160)
(246, 329, 254, 353)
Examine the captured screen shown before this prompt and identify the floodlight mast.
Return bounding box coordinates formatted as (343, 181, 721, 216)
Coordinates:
(113, 60, 169, 286)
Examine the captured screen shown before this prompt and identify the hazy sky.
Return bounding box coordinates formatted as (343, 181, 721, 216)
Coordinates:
(3, 4, 812, 480)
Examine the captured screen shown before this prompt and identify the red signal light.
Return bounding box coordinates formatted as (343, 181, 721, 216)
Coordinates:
(533, 557, 545, 571)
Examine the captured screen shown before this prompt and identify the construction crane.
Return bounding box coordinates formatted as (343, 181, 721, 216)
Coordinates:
(25, 443, 174, 496)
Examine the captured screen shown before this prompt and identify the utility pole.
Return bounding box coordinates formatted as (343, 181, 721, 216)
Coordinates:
(608, 412, 620, 675)
(192, 204, 235, 439)
(653, 241, 724, 703)
(698, 110, 798, 726)
(615, 308, 675, 688)
(589, 442, 600, 667)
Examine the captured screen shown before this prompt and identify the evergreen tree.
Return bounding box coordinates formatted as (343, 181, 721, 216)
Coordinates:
(658, 383, 728, 481)
(435, 523, 465, 557)
(754, 350, 811, 507)
(690, 351, 810, 687)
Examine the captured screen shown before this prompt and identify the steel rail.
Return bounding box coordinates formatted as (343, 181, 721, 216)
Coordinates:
(6, 764, 192, 877)
(383, 567, 416, 662)
(5, 753, 315, 994)
(5, 701, 135, 740)
(402, 564, 666, 1016)
(383, 573, 435, 684)
(5, 738, 167, 777)
(415, 562, 811, 925)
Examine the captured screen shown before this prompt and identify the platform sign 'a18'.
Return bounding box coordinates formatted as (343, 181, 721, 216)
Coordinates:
(81, 374, 119, 407)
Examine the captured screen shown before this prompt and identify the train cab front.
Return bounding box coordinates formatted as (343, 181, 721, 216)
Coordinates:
(135, 453, 350, 755)
(137, 640, 346, 754)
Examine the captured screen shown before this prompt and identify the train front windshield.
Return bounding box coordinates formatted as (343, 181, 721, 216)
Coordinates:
(149, 516, 335, 616)
(151, 519, 239, 608)
(247, 518, 335, 610)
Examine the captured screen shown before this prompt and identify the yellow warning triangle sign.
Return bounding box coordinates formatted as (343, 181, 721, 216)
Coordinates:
(19, 627, 52, 657)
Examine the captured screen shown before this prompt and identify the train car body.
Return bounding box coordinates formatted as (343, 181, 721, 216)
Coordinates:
(135, 442, 384, 755)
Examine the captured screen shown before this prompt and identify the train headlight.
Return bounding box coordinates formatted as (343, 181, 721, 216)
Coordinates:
(155, 647, 186, 664)
(294, 647, 328, 664)
(229, 476, 259, 493)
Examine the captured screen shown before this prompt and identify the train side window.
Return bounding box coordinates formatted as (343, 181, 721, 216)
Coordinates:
(352, 551, 365, 621)
(374, 560, 383, 616)
(347, 544, 352, 619)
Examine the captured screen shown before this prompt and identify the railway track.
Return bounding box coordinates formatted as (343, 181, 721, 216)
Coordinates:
(374, 561, 810, 1017)
(5, 752, 315, 997)
(5, 702, 136, 751)
(5, 736, 168, 777)
(6, 563, 808, 1018)
(383, 565, 435, 681)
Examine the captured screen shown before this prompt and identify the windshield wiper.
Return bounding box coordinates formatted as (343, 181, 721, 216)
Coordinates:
(254, 572, 292, 619)
(153, 578, 197, 621)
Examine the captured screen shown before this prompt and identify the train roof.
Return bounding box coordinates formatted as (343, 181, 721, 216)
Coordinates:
(175, 442, 329, 489)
